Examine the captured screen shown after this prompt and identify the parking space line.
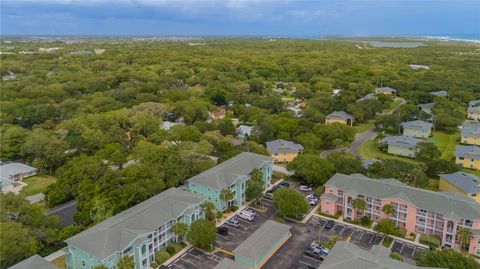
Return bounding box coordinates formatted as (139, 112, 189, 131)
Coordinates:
(185, 253, 203, 261)
(302, 255, 321, 263)
(171, 263, 186, 269)
(358, 230, 366, 241)
(180, 257, 197, 267)
(216, 234, 229, 240)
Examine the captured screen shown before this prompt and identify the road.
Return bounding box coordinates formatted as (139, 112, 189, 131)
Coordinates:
(320, 97, 405, 158)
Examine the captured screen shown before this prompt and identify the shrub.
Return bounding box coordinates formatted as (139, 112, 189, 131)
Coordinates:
(390, 252, 404, 261)
(150, 262, 158, 268)
(155, 250, 171, 265)
(360, 216, 372, 227)
(166, 245, 176, 255)
(419, 234, 441, 248)
(382, 236, 393, 248)
(230, 205, 239, 212)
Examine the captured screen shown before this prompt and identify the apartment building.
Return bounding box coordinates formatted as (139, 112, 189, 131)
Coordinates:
(266, 139, 303, 163)
(320, 174, 480, 255)
(65, 188, 205, 269)
(187, 152, 273, 211)
(401, 120, 433, 139)
(381, 135, 422, 158)
(455, 145, 480, 170)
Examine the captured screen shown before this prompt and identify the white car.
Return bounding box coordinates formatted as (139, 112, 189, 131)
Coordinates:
(311, 242, 330, 255)
(244, 208, 257, 216)
(306, 194, 318, 199)
(300, 185, 313, 192)
(237, 211, 254, 221)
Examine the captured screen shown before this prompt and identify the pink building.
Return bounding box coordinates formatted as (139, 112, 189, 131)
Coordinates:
(320, 173, 480, 256)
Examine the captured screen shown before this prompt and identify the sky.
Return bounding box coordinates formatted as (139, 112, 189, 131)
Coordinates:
(1, 0, 479, 37)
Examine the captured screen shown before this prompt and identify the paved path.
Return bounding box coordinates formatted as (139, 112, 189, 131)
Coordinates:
(272, 164, 294, 176)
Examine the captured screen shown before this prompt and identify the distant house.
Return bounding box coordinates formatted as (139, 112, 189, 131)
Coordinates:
(375, 87, 396, 96)
(356, 93, 378, 103)
(362, 159, 380, 170)
(266, 139, 303, 163)
(461, 124, 480, 146)
(8, 254, 58, 269)
(94, 48, 105, 55)
(468, 106, 480, 120)
(325, 111, 354, 126)
(401, 120, 433, 139)
(160, 121, 184, 130)
(430, 90, 449, 97)
(287, 106, 303, 118)
(439, 172, 480, 203)
(417, 102, 435, 115)
(409, 64, 430, 70)
(455, 145, 480, 170)
(381, 135, 422, 158)
(209, 107, 226, 120)
(332, 88, 341, 96)
(0, 162, 37, 191)
(469, 100, 480, 107)
(237, 125, 253, 139)
(462, 120, 480, 129)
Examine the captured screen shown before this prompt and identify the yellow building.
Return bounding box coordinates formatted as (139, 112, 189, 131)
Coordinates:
(461, 125, 480, 146)
(467, 106, 480, 120)
(325, 111, 354, 126)
(455, 145, 480, 170)
(375, 87, 397, 96)
(439, 172, 480, 203)
(266, 139, 303, 163)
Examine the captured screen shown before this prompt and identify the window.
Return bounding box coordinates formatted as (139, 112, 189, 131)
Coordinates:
(81, 261, 86, 267)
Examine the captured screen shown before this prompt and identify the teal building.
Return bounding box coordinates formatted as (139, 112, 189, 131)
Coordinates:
(65, 188, 205, 269)
(187, 152, 273, 211)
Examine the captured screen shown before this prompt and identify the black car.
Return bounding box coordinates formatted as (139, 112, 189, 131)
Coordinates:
(324, 220, 335, 230)
(217, 226, 228, 236)
(278, 181, 290, 187)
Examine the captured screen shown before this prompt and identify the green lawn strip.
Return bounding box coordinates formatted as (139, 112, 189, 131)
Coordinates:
(354, 119, 375, 134)
(20, 176, 57, 196)
(428, 131, 458, 160)
(358, 140, 416, 164)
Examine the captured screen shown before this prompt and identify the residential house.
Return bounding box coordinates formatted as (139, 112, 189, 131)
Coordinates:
(375, 87, 397, 96)
(469, 100, 480, 107)
(462, 120, 480, 129)
(417, 102, 435, 116)
(209, 107, 226, 121)
(9, 254, 58, 269)
(455, 145, 480, 170)
(320, 173, 480, 255)
(233, 220, 291, 269)
(381, 136, 423, 158)
(362, 159, 380, 170)
(325, 111, 354, 126)
(401, 120, 433, 139)
(65, 188, 205, 269)
(0, 162, 37, 191)
(332, 88, 341, 96)
(266, 139, 304, 163)
(430, 90, 449, 97)
(468, 106, 480, 120)
(160, 121, 184, 130)
(186, 152, 273, 211)
(439, 172, 480, 203)
(321, 241, 437, 269)
(461, 124, 480, 146)
(237, 125, 253, 139)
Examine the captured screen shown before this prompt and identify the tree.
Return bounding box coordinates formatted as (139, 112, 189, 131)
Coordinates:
(220, 188, 234, 209)
(187, 220, 216, 249)
(117, 255, 135, 269)
(374, 219, 404, 237)
(97, 143, 128, 168)
(273, 188, 309, 219)
(417, 250, 479, 269)
(0, 222, 39, 268)
(201, 201, 216, 221)
(327, 152, 366, 174)
(382, 204, 397, 217)
(416, 142, 440, 163)
(172, 222, 188, 242)
(457, 227, 472, 251)
(0, 124, 28, 160)
(352, 197, 366, 217)
(287, 154, 335, 186)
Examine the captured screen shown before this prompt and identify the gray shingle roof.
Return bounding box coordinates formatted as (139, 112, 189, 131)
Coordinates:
(326, 111, 354, 121)
(65, 188, 205, 259)
(401, 120, 433, 133)
(375, 87, 397, 94)
(381, 135, 422, 149)
(461, 125, 480, 139)
(469, 100, 480, 107)
(430, 90, 448, 97)
(233, 220, 290, 263)
(213, 259, 250, 269)
(468, 106, 480, 114)
(455, 145, 480, 160)
(324, 173, 480, 220)
(321, 241, 439, 269)
(8, 255, 58, 269)
(440, 172, 480, 194)
(188, 152, 271, 190)
(0, 162, 36, 185)
(266, 139, 304, 154)
(462, 120, 480, 128)
(417, 102, 435, 114)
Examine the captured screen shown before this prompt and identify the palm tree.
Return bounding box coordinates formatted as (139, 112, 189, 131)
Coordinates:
(201, 201, 216, 221)
(382, 204, 397, 217)
(117, 255, 135, 269)
(457, 227, 472, 251)
(220, 188, 234, 209)
(352, 197, 366, 219)
(172, 222, 188, 242)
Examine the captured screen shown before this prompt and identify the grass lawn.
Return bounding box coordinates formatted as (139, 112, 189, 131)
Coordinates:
(51, 256, 66, 269)
(358, 140, 416, 164)
(354, 119, 375, 134)
(428, 131, 458, 160)
(20, 175, 57, 196)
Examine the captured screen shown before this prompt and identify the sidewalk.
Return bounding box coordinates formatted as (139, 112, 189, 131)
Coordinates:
(311, 212, 429, 249)
(163, 242, 193, 266)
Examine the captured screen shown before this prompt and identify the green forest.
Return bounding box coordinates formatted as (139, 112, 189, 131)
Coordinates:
(1, 38, 479, 267)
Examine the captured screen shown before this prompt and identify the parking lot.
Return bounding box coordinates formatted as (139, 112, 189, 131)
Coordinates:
(391, 239, 427, 263)
(164, 248, 224, 269)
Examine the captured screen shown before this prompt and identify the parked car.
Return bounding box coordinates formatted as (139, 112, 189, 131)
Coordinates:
(324, 220, 335, 230)
(311, 241, 329, 254)
(307, 199, 317, 206)
(240, 210, 255, 218)
(304, 248, 325, 261)
(217, 227, 229, 236)
(237, 211, 255, 221)
(226, 218, 240, 228)
(306, 193, 318, 199)
(278, 181, 290, 187)
(244, 208, 257, 216)
(264, 192, 274, 199)
(299, 185, 313, 192)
